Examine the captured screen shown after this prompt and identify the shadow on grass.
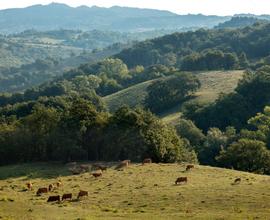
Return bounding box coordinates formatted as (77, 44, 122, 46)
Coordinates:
(0, 162, 71, 180)
(0, 161, 119, 180)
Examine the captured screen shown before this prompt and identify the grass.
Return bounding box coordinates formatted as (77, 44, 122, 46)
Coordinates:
(103, 70, 244, 116)
(0, 162, 270, 219)
(103, 78, 164, 112)
(194, 70, 244, 104)
(161, 70, 244, 125)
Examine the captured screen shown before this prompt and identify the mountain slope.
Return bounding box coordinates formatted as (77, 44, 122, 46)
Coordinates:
(0, 3, 230, 33)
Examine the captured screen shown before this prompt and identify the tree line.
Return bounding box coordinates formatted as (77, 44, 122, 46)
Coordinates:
(0, 99, 196, 165)
(115, 22, 270, 70)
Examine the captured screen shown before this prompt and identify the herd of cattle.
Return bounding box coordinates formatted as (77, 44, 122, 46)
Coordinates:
(24, 159, 242, 203)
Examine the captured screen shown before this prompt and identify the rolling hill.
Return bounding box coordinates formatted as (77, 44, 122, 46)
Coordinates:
(0, 162, 269, 219)
(103, 70, 244, 122)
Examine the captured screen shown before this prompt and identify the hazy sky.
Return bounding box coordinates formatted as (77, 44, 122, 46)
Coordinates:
(0, 0, 270, 15)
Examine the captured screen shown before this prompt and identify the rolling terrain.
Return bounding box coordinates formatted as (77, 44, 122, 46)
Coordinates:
(104, 70, 244, 125)
(0, 162, 269, 220)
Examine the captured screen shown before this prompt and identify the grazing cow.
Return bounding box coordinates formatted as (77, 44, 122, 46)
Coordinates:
(47, 195, 60, 202)
(115, 161, 128, 170)
(234, 178, 241, 184)
(186, 165, 195, 171)
(48, 184, 54, 191)
(56, 181, 62, 188)
(80, 164, 89, 172)
(69, 168, 81, 175)
(92, 164, 107, 171)
(99, 165, 108, 171)
(36, 187, 48, 195)
(142, 158, 152, 165)
(122, 160, 131, 166)
(26, 182, 33, 191)
(77, 190, 88, 199)
(175, 177, 188, 185)
(92, 172, 102, 178)
(62, 193, 72, 201)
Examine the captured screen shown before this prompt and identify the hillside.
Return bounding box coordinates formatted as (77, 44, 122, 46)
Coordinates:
(115, 22, 270, 69)
(0, 3, 230, 33)
(0, 29, 137, 69)
(215, 16, 265, 29)
(0, 162, 269, 219)
(104, 70, 244, 116)
(103, 78, 167, 112)
(0, 44, 129, 93)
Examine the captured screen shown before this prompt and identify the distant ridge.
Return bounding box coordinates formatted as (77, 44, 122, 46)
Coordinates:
(0, 3, 230, 33)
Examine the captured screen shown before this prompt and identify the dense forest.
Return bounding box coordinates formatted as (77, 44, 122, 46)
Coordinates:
(116, 22, 270, 70)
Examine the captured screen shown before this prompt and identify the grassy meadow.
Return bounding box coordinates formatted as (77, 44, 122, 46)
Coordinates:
(161, 70, 244, 125)
(104, 70, 244, 125)
(0, 162, 270, 220)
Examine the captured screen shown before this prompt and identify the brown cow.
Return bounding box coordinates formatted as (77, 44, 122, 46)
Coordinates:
(186, 164, 195, 171)
(175, 177, 188, 185)
(234, 178, 241, 184)
(56, 181, 62, 188)
(69, 168, 82, 175)
(92, 172, 102, 178)
(48, 184, 54, 191)
(122, 160, 131, 166)
(80, 164, 89, 172)
(142, 158, 152, 165)
(62, 193, 72, 201)
(115, 161, 128, 170)
(47, 195, 60, 202)
(99, 165, 108, 171)
(77, 190, 88, 199)
(26, 182, 33, 191)
(36, 187, 48, 195)
(93, 164, 107, 172)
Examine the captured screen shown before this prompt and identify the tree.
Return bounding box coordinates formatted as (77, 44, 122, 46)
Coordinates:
(199, 127, 228, 165)
(18, 104, 60, 161)
(239, 52, 249, 68)
(216, 139, 270, 174)
(145, 72, 201, 113)
(246, 106, 270, 148)
(175, 119, 205, 151)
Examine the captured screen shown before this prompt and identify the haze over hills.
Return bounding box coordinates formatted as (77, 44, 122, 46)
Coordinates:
(0, 3, 232, 33)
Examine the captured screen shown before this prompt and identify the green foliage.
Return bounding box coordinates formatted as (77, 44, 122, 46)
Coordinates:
(116, 23, 270, 69)
(181, 50, 239, 71)
(246, 106, 270, 147)
(216, 139, 270, 174)
(0, 102, 195, 165)
(175, 119, 206, 151)
(186, 69, 270, 130)
(199, 127, 231, 165)
(145, 73, 201, 113)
